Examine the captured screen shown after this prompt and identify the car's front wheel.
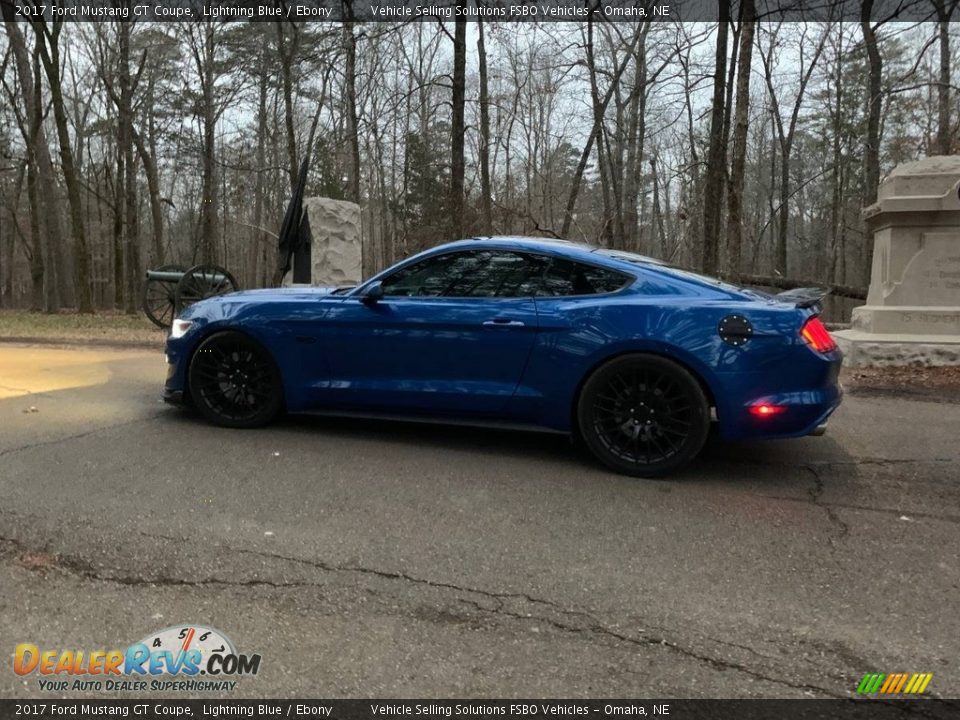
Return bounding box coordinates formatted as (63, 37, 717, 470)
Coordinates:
(188, 331, 283, 428)
(577, 353, 710, 477)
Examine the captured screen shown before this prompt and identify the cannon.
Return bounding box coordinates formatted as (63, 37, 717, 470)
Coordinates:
(141, 264, 239, 329)
(143, 154, 310, 329)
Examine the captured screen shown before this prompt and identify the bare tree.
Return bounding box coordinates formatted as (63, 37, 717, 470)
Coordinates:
(933, 0, 957, 154)
(477, 18, 492, 235)
(450, 12, 467, 239)
(759, 23, 828, 276)
(342, 9, 361, 203)
(725, 0, 756, 279)
(29, 14, 93, 311)
(701, 3, 730, 275)
(2, 10, 61, 311)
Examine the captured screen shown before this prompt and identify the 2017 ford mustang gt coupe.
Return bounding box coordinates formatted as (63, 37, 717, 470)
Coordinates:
(163, 237, 842, 477)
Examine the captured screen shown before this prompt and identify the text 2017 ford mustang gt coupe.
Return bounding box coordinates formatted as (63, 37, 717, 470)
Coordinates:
(162, 237, 842, 477)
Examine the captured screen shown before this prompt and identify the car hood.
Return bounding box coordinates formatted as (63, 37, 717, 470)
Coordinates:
(219, 286, 344, 300)
(179, 286, 348, 320)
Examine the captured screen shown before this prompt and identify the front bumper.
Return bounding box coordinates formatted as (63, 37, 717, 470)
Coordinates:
(162, 343, 190, 405)
(162, 387, 185, 405)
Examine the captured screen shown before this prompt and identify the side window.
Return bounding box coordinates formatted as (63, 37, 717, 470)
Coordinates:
(380, 251, 551, 298)
(380, 251, 489, 297)
(446, 252, 550, 298)
(537, 259, 630, 297)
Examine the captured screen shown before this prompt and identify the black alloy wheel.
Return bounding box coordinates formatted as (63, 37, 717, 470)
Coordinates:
(188, 331, 283, 428)
(577, 354, 710, 477)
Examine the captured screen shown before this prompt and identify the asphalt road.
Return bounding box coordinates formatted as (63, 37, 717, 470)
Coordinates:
(1, 342, 958, 700)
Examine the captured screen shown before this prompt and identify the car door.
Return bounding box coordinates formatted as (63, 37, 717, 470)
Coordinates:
(312, 250, 546, 415)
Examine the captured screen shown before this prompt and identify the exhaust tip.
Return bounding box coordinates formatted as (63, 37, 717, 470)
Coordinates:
(809, 422, 828, 437)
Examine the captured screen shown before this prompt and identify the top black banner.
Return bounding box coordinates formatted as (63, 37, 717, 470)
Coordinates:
(0, 0, 953, 23)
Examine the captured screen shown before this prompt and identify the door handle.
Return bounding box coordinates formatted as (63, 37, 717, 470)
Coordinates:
(483, 318, 525, 328)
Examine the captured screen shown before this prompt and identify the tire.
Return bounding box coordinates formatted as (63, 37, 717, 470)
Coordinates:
(577, 353, 710, 477)
(188, 331, 283, 428)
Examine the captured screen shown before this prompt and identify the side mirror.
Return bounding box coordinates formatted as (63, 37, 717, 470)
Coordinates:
(361, 281, 384, 304)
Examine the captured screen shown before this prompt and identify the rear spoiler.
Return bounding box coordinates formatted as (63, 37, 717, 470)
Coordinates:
(774, 287, 831, 310)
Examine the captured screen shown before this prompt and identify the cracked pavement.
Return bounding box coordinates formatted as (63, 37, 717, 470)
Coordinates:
(1, 343, 958, 700)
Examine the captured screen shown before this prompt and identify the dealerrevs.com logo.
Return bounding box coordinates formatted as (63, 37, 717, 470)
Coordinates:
(13, 625, 261, 693)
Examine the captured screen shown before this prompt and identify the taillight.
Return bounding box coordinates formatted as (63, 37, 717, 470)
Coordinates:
(800, 317, 837, 353)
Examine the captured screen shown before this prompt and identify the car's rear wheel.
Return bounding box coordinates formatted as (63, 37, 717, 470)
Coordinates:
(577, 354, 710, 477)
(188, 331, 283, 428)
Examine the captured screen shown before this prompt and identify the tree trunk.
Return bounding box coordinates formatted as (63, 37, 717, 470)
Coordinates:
(277, 21, 299, 192)
(622, 32, 647, 252)
(0, 160, 25, 307)
(701, 3, 730, 275)
(829, 38, 844, 284)
(861, 5, 882, 207)
(3, 14, 60, 312)
(449, 13, 467, 239)
(25, 158, 45, 310)
(477, 20, 493, 235)
(33, 20, 92, 312)
(133, 126, 164, 267)
(935, 0, 954, 155)
(725, 0, 755, 279)
(650, 154, 667, 259)
(738, 273, 866, 300)
(586, 19, 614, 245)
(199, 23, 219, 265)
(135, 73, 165, 267)
(112, 139, 125, 308)
(253, 30, 269, 287)
(860, 3, 883, 279)
(118, 21, 141, 314)
(342, 16, 361, 203)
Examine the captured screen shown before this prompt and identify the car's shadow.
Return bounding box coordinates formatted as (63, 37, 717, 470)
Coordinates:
(159, 406, 854, 487)
(272, 409, 594, 469)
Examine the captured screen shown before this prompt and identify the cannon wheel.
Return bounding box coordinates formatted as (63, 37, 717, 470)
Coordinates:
(175, 264, 239, 316)
(142, 264, 186, 329)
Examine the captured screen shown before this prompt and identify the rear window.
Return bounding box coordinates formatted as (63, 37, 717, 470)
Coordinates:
(538, 259, 631, 297)
(596, 249, 752, 293)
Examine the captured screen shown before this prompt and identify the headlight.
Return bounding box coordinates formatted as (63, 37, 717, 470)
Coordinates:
(170, 319, 194, 339)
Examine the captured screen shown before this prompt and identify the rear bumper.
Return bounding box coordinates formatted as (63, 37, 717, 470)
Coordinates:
(717, 351, 843, 441)
(733, 388, 842, 440)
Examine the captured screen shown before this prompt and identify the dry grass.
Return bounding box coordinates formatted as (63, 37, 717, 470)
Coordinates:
(843, 365, 960, 403)
(0, 309, 166, 347)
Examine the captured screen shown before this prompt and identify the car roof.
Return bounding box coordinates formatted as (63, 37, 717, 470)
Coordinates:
(361, 235, 752, 301)
(438, 236, 667, 273)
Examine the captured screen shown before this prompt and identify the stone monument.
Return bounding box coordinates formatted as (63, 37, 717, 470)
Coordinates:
(284, 197, 363, 287)
(834, 156, 960, 366)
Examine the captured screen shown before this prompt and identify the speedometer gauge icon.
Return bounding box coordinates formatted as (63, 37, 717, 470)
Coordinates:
(136, 624, 235, 666)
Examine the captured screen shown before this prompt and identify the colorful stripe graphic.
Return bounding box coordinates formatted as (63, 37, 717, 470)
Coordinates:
(856, 672, 932, 694)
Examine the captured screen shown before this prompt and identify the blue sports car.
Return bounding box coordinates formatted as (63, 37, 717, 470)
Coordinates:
(163, 237, 842, 477)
